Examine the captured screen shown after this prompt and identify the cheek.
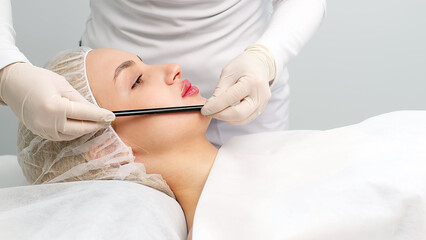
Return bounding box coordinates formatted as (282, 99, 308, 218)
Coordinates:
(133, 88, 182, 108)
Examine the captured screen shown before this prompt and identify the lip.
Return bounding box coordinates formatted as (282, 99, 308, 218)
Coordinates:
(181, 79, 199, 97)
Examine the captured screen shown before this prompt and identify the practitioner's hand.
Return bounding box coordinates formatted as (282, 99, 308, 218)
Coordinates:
(0, 62, 115, 141)
(201, 44, 276, 125)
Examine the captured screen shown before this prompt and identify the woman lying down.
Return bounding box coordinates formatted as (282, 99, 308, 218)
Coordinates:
(16, 47, 426, 240)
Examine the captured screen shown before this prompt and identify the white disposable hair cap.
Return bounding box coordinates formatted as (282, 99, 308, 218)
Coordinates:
(17, 47, 174, 198)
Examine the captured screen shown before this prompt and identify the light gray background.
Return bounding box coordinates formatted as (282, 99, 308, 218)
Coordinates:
(1, 0, 425, 154)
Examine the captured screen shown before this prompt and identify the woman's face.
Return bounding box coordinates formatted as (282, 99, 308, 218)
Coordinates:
(86, 48, 210, 154)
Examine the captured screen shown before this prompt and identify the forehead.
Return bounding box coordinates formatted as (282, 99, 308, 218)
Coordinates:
(86, 48, 138, 81)
(87, 48, 137, 68)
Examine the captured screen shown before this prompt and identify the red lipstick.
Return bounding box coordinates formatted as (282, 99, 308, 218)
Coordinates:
(181, 79, 199, 97)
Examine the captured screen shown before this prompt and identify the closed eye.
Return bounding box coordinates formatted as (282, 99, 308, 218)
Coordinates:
(132, 74, 142, 89)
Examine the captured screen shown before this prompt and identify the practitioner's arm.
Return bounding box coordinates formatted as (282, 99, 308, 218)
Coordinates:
(202, 0, 327, 124)
(0, 0, 115, 141)
(0, 0, 28, 84)
(257, 0, 327, 88)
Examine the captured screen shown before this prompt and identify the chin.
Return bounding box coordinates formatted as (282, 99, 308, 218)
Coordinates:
(181, 94, 207, 105)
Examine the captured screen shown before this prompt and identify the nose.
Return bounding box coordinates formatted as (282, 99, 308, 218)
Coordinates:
(164, 63, 181, 85)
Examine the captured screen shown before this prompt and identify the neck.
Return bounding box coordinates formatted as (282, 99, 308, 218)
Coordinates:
(134, 135, 218, 232)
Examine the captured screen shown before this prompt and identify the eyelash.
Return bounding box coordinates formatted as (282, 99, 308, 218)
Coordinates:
(132, 74, 142, 89)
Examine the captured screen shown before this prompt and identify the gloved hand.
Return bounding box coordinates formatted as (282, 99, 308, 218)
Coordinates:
(201, 44, 276, 125)
(0, 62, 115, 141)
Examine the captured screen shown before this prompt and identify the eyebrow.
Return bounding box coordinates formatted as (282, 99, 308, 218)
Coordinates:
(113, 60, 135, 83)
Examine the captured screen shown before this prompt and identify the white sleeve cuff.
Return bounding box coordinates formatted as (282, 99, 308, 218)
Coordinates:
(0, 49, 29, 70)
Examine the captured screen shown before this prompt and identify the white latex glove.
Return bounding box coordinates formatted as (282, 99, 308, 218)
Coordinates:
(201, 44, 276, 125)
(0, 62, 115, 141)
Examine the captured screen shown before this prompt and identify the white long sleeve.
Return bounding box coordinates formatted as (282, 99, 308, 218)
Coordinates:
(0, 0, 29, 70)
(257, 0, 327, 85)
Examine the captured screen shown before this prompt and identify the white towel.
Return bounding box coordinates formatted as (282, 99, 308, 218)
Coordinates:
(193, 111, 426, 240)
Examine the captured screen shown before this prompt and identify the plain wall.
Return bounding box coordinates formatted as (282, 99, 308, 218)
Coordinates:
(1, 0, 425, 154)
